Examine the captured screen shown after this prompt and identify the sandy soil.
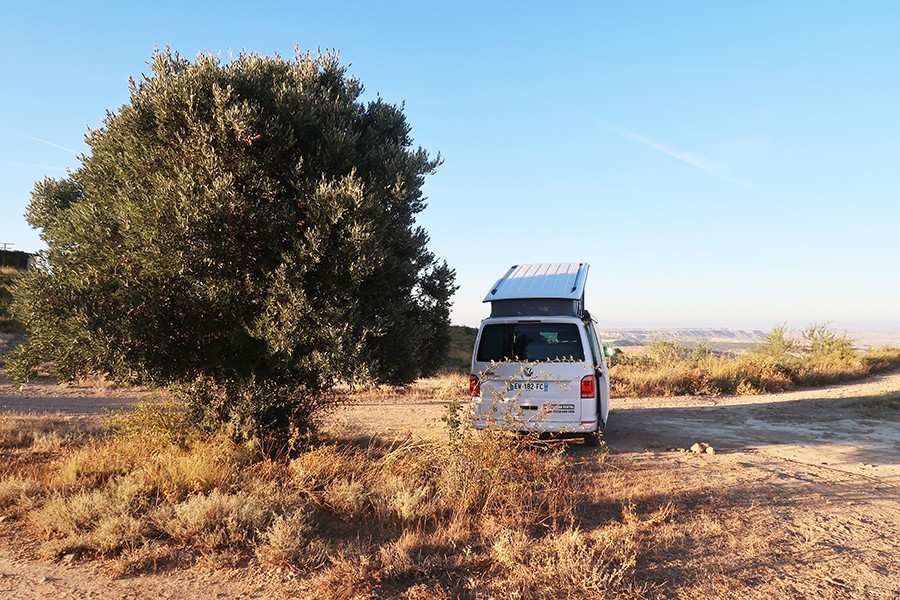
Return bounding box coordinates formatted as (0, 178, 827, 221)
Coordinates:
(1, 371, 899, 598)
(337, 370, 900, 481)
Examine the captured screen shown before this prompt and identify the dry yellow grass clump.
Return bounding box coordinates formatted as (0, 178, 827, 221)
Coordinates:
(2, 383, 895, 597)
(340, 373, 468, 402)
(610, 325, 900, 398)
(0, 401, 672, 597)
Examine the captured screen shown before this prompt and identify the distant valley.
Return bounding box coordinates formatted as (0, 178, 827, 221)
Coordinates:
(598, 328, 766, 350)
(596, 328, 900, 351)
(441, 326, 900, 373)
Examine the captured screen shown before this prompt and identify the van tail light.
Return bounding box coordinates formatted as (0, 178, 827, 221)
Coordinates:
(469, 374, 481, 397)
(581, 375, 595, 398)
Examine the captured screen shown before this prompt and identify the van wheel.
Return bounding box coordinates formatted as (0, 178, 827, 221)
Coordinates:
(583, 432, 600, 447)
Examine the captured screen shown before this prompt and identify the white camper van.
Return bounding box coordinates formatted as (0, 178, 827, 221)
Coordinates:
(469, 263, 610, 445)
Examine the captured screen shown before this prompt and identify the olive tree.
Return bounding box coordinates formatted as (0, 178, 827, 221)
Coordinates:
(10, 48, 456, 441)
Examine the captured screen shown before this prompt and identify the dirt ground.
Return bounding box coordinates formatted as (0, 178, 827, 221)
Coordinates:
(331, 371, 900, 598)
(1, 371, 899, 598)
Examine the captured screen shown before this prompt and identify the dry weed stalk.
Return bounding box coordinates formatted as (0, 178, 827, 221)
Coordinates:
(0, 401, 664, 596)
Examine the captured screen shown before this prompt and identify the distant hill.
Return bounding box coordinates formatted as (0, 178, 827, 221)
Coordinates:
(441, 326, 768, 373)
(441, 325, 478, 373)
(443, 325, 900, 373)
(598, 328, 768, 351)
(594, 328, 900, 350)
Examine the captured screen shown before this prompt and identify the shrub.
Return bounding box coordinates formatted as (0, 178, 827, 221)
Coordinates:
(0, 476, 43, 513)
(10, 47, 456, 448)
(0, 267, 25, 335)
(255, 510, 326, 569)
(28, 477, 150, 557)
(159, 489, 271, 551)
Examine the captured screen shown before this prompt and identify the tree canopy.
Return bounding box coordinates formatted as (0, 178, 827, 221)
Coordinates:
(10, 48, 456, 440)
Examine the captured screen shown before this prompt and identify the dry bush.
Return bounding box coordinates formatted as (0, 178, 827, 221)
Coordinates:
(107, 399, 195, 446)
(407, 375, 469, 401)
(323, 477, 370, 517)
(113, 540, 175, 576)
(485, 521, 647, 597)
(862, 347, 900, 372)
(0, 476, 43, 513)
(2, 413, 277, 562)
(289, 438, 436, 522)
(611, 361, 711, 397)
(29, 477, 150, 558)
(705, 356, 794, 395)
(302, 504, 665, 599)
(53, 438, 147, 490)
(305, 529, 466, 598)
(381, 475, 435, 522)
(131, 436, 258, 503)
(438, 431, 576, 529)
(0, 391, 811, 597)
(286, 411, 578, 532)
(255, 510, 327, 569)
(793, 353, 869, 387)
(158, 488, 271, 551)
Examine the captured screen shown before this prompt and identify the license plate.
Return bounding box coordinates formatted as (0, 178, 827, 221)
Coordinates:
(510, 382, 548, 392)
(545, 403, 575, 414)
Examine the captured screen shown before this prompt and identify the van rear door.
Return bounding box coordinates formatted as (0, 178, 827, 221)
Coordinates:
(471, 319, 593, 431)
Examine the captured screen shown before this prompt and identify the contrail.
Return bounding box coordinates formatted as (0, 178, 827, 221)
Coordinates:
(16, 133, 80, 155)
(0, 160, 68, 171)
(596, 121, 755, 190)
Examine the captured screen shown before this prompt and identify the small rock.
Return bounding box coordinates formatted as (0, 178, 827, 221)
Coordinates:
(689, 442, 715, 455)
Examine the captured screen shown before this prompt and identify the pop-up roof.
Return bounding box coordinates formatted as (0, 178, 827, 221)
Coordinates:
(483, 263, 589, 318)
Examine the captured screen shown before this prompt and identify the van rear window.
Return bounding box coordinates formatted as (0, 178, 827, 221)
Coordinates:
(476, 323, 585, 362)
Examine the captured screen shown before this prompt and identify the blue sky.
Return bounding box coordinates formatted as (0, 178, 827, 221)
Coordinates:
(1, 1, 898, 330)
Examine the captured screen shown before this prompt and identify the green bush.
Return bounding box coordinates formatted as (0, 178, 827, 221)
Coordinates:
(0, 267, 25, 335)
(9, 48, 456, 447)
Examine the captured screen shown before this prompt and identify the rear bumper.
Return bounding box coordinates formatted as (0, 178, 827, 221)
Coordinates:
(469, 396, 599, 433)
(469, 416, 599, 434)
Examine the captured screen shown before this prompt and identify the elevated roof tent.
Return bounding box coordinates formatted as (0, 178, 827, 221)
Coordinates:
(483, 262, 589, 318)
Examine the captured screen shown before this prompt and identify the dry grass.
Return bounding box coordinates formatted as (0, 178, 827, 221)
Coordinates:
(0, 391, 890, 597)
(255, 510, 327, 569)
(0, 405, 662, 595)
(610, 337, 900, 398)
(340, 374, 468, 402)
(0, 476, 42, 512)
(0, 413, 99, 452)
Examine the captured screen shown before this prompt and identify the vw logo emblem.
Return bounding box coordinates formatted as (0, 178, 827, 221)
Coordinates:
(523, 367, 534, 377)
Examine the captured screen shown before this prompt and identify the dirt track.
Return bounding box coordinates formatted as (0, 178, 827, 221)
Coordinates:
(6, 371, 899, 484)
(336, 370, 900, 483)
(607, 370, 900, 485)
(333, 370, 900, 598)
